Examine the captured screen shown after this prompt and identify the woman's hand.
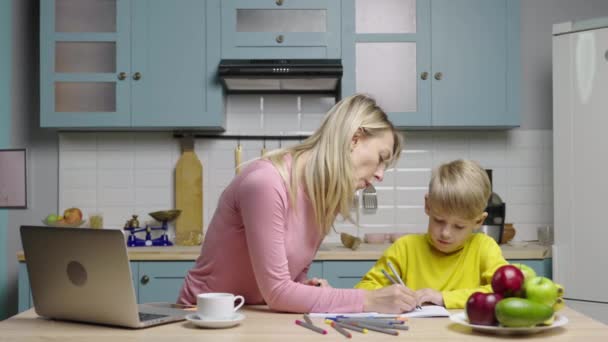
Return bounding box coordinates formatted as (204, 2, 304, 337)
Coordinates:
(414, 288, 444, 307)
(363, 284, 418, 313)
(303, 277, 331, 288)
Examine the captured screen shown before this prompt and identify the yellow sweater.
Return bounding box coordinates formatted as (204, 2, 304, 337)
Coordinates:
(354, 233, 508, 309)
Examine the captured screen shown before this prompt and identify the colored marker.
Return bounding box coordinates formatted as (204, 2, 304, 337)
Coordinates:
(295, 319, 327, 335)
(335, 321, 368, 334)
(352, 322, 399, 336)
(303, 314, 313, 325)
(329, 321, 352, 338)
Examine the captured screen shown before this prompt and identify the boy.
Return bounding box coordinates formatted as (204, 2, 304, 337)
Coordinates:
(355, 159, 508, 309)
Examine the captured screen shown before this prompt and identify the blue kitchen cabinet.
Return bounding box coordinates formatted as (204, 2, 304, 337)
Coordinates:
(322, 261, 376, 289)
(18, 258, 552, 312)
(40, 0, 223, 129)
(308, 261, 323, 279)
(341, 0, 519, 128)
(137, 261, 194, 304)
(221, 0, 341, 59)
(508, 259, 553, 279)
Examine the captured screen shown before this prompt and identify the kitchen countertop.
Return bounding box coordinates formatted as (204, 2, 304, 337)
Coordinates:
(2, 306, 606, 341)
(17, 241, 551, 261)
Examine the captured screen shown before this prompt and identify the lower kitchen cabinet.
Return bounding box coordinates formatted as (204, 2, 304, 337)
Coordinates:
(137, 261, 195, 304)
(323, 261, 376, 289)
(17, 258, 552, 312)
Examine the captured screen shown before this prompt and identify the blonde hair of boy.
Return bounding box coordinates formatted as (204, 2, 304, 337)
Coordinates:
(265, 94, 403, 236)
(427, 159, 491, 221)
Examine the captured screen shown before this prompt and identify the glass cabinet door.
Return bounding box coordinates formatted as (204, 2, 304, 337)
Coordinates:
(41, 0, 131, 127)
(221, 0, 340, 59)
(346, 0, 430, 127)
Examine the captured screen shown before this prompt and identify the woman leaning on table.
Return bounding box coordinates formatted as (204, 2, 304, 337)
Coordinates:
(177, 94, 417, 314)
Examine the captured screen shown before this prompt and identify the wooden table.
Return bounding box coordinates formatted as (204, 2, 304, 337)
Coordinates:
(1, 306, 607, 341)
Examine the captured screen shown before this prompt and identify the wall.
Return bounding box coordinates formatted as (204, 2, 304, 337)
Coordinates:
(520, 0, 608, 129)
(1, 0, 12, 321)
(6, 0, 58, 319)
(58, 116, 552, 244)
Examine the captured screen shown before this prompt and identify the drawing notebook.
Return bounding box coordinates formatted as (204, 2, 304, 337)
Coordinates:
(20, 225, 189, 328)
(309, 304, 450, 318)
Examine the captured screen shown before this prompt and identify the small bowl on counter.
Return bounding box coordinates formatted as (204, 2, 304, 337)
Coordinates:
(364, 233, 388, 244)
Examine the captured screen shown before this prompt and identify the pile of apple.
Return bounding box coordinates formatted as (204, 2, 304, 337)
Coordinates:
(466, 264, 565, 327)
(45, 207, 83, 225)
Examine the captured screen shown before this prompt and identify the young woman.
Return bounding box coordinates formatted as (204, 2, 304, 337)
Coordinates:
(178, 94, 416, 313)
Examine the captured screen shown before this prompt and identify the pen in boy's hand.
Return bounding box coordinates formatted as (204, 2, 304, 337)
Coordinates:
(385, 261, 422, 310)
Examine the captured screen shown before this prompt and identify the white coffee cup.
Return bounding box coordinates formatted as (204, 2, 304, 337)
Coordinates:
(196, 292, 245, 320)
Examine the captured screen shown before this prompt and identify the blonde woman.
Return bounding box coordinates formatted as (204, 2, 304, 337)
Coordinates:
(178, 94, 417, 314)
(355, 159, 509, 309)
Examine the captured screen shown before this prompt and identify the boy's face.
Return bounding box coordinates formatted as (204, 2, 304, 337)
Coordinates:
(424, 195, 487, 254)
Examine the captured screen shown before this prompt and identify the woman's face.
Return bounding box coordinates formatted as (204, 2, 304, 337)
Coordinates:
(350, 129, 395, 190)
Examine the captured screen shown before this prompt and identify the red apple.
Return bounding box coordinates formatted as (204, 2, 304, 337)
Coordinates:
(466, 292, 504, 326)
(492, 265, 525, 297)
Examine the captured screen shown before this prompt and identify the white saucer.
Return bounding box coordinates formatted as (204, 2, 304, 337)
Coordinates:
(185, 313, 245, 329)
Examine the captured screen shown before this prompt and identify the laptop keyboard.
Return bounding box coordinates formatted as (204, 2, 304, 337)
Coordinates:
(139, 312, 169, 322)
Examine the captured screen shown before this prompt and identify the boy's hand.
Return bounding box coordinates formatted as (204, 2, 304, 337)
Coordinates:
(363, 284, 418, 313)
(414, 288, 444, 307)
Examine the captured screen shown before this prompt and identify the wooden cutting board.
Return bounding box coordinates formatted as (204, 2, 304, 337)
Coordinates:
(175, 138, 203, 246)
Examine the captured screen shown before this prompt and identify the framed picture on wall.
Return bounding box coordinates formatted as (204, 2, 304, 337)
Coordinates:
(0, 148, 27, 208)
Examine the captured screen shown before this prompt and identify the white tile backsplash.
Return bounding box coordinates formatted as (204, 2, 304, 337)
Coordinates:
(58, 96, 553, 243)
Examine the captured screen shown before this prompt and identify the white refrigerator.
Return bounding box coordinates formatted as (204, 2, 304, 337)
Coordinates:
(553, 18, 608, 324)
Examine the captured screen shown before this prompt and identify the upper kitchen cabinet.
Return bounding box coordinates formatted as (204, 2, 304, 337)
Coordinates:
(341, 0, 520, 128)
(221, 0, 341, 59)
(40, 0, 224, 129)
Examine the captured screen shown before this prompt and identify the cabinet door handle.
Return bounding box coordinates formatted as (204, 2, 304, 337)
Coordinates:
(140, 275, 150, 285)
(420, 72, 429, 80)
(117, 72, 127, 80)
(133, 72, 142, 81)
(434, 72, 443, 80)
(276, 0, 283, 5)
(276, 35, 284, 44)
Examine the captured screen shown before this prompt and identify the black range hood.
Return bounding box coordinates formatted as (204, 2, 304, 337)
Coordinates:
(218, 59, 342, 96)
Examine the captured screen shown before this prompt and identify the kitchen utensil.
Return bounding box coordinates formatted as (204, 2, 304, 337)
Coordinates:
(362, 184, 377, 210)
(175, 137, 203, 246)
(537, 225, 554, 246)
(261, 138, 267, 156)
(502, 223, 516, 244)
(475, 224, 503, 244)
(149, 209, 181, 222)
(235, 140, 242, 174)
(340, 232, 361, 250)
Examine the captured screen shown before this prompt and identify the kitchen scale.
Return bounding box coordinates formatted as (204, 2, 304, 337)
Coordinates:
(124, 210, 181, 247)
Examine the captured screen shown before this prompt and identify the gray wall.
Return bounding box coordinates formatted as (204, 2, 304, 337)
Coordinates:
(7, 0, 58, 317)
(5, 0, 608, 317)
(520, 0, 608, 129)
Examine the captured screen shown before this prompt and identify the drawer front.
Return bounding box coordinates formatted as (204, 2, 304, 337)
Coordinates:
(137, 261, 194, 303)
(323, 261, 376, 289)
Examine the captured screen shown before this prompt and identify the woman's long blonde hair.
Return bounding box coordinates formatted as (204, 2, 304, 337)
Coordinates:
(265, 94, 403, 236)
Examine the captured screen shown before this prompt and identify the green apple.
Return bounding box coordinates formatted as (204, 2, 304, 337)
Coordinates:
(45, 214, 60, 224)
(524, 276, 559, 307)
(511, 263, 537, 281)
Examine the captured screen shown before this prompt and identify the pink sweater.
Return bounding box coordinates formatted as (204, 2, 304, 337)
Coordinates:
(177, 157, 366, 313)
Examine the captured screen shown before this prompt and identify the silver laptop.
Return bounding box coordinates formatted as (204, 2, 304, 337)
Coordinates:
(20, 225, 189, 328)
